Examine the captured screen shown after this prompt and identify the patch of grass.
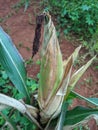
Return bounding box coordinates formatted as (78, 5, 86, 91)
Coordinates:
(0, 18, 4, 23)
(17, 42, 31, 52)
(18, 42, 23, 48)
(84, 76, 93, 87)
(12, 0, 31, 12)
(25, 58, 33, 65)
(25, 46, 31, 51)
(5, 27, 11, 35)
(0, 12, 14, 24)
(95, 66, 98, 69)
(36, 59, 41, 65)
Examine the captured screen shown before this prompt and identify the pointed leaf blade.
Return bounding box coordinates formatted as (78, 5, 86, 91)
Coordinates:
(69, 56, 96, 90)
(70, 91, 98, 107)
(88, 98, 98, 105)
(55, 102, 69, 130)
(63, 45, 81, 67)
(57, 57, 73, 96)
(0, 27, 30, 101)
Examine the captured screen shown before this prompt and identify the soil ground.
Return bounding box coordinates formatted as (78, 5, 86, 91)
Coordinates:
(0, 0, 98, 129)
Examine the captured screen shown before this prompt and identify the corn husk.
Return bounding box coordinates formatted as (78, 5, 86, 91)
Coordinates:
(38, 13, 96, 124)
(38, 13, 63, 109)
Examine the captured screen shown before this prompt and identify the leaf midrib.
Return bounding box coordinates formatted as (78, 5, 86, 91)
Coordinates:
(0, 38, 28, 95)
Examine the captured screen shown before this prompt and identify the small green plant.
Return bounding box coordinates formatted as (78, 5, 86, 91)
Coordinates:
(0, 18, 4, 23)
(0, 64, 10, 87)
(96, 66, 98, 69)
(0, 13, 97, 130)
(44, 0, 98, 40)
(12, 0, 31, 12)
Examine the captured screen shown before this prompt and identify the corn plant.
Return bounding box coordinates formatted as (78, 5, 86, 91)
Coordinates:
(0, 13, 98, 130)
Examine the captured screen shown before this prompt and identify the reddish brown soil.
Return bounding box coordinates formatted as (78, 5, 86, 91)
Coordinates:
(0, 0, 98, 129)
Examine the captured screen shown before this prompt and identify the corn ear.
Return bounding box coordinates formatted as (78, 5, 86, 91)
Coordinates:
(38, 13, 63, 109)
(38, 13, 96, 125)
(39, 57, 73, 124)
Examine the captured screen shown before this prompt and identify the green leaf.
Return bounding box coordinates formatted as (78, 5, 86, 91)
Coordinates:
(0, 115, 5, 125)
(64, 106, 98, 125)
(86, 15, 94, 25)
(81, 5, 91, 11)
(24, 0, 30, 12)
(70, 91, 98, 107)
(0, 27, 30, 102)
(2, 71, 8, 80)
(88, 98, 98, 105)
(55, 102, 69, 130)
